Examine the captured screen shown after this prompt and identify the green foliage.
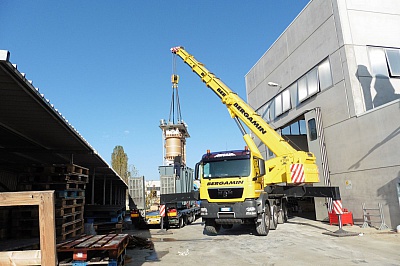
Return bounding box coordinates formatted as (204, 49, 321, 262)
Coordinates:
(111, 146, 140, 184)
(111, 145, 129, 183)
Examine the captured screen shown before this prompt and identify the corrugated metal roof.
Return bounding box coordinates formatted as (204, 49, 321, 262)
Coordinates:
(0, 50, 126, 187)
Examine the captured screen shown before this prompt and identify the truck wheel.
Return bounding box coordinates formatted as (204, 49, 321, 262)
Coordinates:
(178, 217, 184, 228)
(270, 205, 278, 230)
(188, 214, 194, 224)
(278, 200, 288, 224)
(205, 220, 220, 235)
(255, 205, 270, 236)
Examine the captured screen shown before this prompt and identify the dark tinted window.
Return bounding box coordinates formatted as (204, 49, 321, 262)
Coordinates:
(308, 118, 317, 141)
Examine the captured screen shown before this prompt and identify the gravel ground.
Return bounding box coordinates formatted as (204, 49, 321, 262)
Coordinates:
(124, 216, 400, 266)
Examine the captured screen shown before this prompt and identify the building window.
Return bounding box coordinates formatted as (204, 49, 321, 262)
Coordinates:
(282, 120, 306, 135)
(257, 101, 272, 123)
(259, 59, 333, 120)
(365, 46, 400, 110)
(297, 66, 320, 104)
(385, 49, 400, 77)
(298, 76, 308, 102)
(274, 89, 291, 117)
(282, 89, 291, 113)
(307, 68, 319, 96)
(274, 93, 282, 116)
(307, 118, 317, 141)
(369, 47, 389, 77)
(318, 58, 333, 90)
(368, 46, 400, 78)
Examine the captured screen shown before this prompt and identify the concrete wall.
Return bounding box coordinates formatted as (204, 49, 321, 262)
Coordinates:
(246, 0, 400, 228)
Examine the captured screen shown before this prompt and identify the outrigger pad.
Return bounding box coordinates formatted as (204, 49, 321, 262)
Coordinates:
(323, 229, 359, 237)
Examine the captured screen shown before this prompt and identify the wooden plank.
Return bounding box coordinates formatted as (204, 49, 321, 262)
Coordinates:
(0, 191, 42, 206)
(102, 234, 128, 248)
(58, 235, 94, 250)
(0, 250, 41, 265)
(90, 234, 117, 248)
(75, 235, 108, 249)
(38, 191, 57, 266)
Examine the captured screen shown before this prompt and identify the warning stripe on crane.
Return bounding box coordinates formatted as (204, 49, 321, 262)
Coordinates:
(290, 164, 305, 183)
(333, 200, 343, 215)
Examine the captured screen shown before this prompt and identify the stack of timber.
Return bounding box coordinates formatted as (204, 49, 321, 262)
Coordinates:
(85, 205, 126, 234)
(57, 233, 129, 266)
(16, 163, 89, 241)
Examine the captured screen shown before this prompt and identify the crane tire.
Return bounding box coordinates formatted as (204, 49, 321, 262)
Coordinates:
(255, 205, 270, 236)
(270, 205, 278, 230)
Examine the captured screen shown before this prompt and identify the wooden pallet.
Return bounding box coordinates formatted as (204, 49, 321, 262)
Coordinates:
(18, 182, 87, 191)
(67, 164, 89, 176)
(28, 164, 89, 177)
(56, 205, 84, 217)
(56, 212, 84, 226)
(56, 189, 85, 199)
(56, 197, 85, 208)
(57, 234, 129, 265)
(20, 174, 89, 184)
(57, 222, 85, 242)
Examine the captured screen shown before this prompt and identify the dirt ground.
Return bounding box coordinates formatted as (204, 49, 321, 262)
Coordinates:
(123, 216, 400, 266)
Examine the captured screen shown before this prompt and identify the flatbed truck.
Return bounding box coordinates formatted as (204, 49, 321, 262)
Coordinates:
(159, 165, 200, 228)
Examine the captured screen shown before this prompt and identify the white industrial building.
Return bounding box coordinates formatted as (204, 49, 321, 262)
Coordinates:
(246, 0, 400, 228)
(145, 180, 161, 197)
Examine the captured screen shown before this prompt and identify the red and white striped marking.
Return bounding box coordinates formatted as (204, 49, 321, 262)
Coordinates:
(160, 205, 166, 217)
(170, 46, 181, 53)
(333, 200, 343, 215)
(290, 164, 305, 183)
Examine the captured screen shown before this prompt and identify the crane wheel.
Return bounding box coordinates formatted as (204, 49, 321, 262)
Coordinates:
(277, 200, 288, 224)
(270, 205, 278, 230)
(255, 205, 270, 236)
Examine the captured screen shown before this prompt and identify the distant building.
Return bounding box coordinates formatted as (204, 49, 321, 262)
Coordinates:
(246, 0, 400, 228)
(145, 180, 161, 197)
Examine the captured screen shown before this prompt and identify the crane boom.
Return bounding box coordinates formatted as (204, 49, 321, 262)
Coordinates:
(171, 46, 319, 184)
(172, 46, 317, 156)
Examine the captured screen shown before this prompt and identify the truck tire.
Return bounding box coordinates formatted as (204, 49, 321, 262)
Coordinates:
(277, 200, 288, 224)
(270, 204, 278, 230)
(255, 205, 270, 236)
(188, 214, 194, 224)
(178, 217, 184, 228)
(205, 219, 221, 235)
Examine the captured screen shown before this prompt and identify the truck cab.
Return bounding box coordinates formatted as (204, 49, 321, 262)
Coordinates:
(195, 149, 267, 233)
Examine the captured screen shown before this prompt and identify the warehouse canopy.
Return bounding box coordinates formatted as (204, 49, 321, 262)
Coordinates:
(0, 50, 126, 186)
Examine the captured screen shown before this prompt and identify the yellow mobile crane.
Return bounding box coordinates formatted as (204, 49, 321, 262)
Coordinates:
(171, 46, 344, 236)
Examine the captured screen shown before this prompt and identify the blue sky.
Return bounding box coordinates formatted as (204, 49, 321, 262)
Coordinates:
(1, 0, 309, 180)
